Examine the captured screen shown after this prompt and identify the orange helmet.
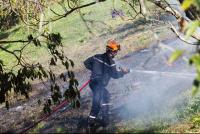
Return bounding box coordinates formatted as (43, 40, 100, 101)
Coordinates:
(106, 39, 120, 51)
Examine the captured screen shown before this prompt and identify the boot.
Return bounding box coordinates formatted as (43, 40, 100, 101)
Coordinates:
(87, 115, 107, 133)
(87, 115, 96, 127)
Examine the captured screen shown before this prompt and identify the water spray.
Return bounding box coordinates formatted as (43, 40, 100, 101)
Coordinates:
(128, 69, 196, 79)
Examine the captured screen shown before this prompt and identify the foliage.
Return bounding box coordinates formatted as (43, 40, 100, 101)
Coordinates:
(168, 50, 184, 64)
(0, 10, 19, 31)
(0, 31, 80, 113)
(181, 0, 200, 37)
(185, 21, 200, 39)
(0, 0, 83, 30)
(181, 0, 200, 10)
(169, 0, 200, 95)
(176, 95, 200, 126)
(0, 0, 45, 30)
(181, 0, 200, 95)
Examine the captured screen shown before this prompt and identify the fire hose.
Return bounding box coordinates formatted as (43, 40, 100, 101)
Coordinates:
(20, 79, 91, 134)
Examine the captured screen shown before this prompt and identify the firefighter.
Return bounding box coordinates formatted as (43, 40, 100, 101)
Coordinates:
(84, 39, 130, 128)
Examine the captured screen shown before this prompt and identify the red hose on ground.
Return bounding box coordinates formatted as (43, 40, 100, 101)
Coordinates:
(20, 79, 91, 134)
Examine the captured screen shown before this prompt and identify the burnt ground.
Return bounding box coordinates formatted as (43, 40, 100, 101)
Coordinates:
(18, 37, 195, 133)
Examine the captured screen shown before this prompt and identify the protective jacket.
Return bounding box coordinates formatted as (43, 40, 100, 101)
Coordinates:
(84, 53, 124, 86)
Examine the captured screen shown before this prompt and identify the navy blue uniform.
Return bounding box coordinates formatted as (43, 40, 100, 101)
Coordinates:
(84, 53, 125, 124)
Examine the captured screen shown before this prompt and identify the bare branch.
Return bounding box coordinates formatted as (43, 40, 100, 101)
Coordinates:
(50, 8, 63, 16)
(78, 10, 94, 35)
(127, 11, 140, 20)
(169, 22, 196, 45)
(0, 40, 29, 44)
(0, 45, 25, 66)
(146, 17, 197, 45)
(58, 1, 68, 13)
(123, 0, 139, 14)
(42, 0, 106, 26)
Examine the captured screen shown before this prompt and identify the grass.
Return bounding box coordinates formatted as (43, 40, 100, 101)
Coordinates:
(123, 91, 200, 133)
(115, 89, 200, 133)
(48, 0, 126, 44)
(162, 92, 200, 133)
(0, 0, 126, 69)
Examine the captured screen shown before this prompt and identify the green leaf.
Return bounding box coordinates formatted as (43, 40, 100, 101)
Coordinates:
(168, 50, 184, 64)
(69, 59, 74, 67)
(50, 58, 56, 66)
(190, 54, 200, 67)
(181, 0, 194, 10)
(196, 0, 200, 9)
(185, 21, 200, 39)
(36, 39, 41, 47)
(193, 79, 200, 87)
(192, 86, 199, 96)
(28, 34, 33, 41)
(64, 61, 69, 69)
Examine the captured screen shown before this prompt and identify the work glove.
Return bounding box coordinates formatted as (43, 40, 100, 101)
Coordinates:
(118, 67, 130, 74)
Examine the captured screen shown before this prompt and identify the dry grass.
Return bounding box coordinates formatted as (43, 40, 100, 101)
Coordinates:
(163, 121, 200, 133)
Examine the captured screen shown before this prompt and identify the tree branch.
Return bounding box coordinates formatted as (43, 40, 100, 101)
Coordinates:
(0, 45, 24, 66)
(0, 40, 29, 44)
(43, 0, 106, 26)
(168, 22, 196, 45)
(78, 10, 94, 35)
(149, 0, 200, 40)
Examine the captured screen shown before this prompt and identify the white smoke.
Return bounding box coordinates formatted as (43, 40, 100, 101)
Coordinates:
(106, 38, 195, 129)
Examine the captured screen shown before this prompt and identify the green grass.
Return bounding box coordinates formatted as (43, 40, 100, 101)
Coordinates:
(48, 0, 125, 44)
(0, 0, 126, 69)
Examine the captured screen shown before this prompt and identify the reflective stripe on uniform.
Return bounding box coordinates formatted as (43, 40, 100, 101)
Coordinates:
(93, 56, 116, 67)
(89, 115, 96, 119)
(101, 103, 112, 106)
